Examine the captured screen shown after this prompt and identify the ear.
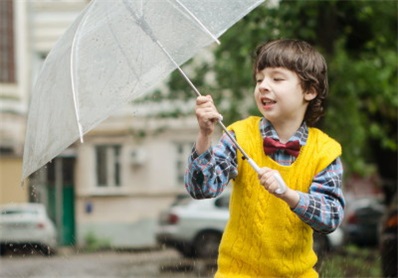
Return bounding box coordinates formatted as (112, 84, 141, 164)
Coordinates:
(304, 87, 317, 102)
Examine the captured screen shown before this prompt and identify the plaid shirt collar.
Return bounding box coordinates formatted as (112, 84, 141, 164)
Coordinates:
(259, 118, 308, 146)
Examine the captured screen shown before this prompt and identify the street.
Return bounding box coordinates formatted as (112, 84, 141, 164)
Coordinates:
(0, 248, 217, 278)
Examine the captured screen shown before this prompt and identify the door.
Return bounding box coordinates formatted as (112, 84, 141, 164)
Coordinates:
(46, 157, 76, 246)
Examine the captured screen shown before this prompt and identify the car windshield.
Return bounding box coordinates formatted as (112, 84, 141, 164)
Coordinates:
(0, 209, 39, 216)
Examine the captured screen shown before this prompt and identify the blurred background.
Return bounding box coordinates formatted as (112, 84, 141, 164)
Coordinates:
(0, 0, 396, 277)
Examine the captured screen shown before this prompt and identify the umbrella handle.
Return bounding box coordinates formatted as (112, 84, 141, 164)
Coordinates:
(247, 157, 261, 172)
(273, 172, 288, 195)
(241, 155, 287, 195)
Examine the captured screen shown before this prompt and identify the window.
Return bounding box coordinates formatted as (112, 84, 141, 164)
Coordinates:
(175, 142, 194, 185)
(96, 145, 121, 187)
(0, 0, 15, 83)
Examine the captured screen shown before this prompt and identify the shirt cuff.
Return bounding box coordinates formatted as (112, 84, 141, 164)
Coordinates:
(292, 191, 309, 216)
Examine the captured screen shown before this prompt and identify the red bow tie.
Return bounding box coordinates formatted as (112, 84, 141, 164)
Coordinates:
(263, 137, 301, 157)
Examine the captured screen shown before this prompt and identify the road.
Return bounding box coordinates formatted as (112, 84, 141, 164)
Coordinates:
(0, 248, 217, 278)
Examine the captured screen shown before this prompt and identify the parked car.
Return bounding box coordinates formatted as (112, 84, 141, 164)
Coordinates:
(0, 203, 57, 256)
(342, 197, 385, 246)
(156, 192, 229, 258)
(379, 192, 398, 277)
(156, 191, 343, 259)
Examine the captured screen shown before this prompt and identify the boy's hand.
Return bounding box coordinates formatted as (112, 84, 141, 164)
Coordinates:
(258, 167, 284, 194)
(257, 167, 300, 209)
(194, 95, 221, 155)
(195, 95, 221, 136)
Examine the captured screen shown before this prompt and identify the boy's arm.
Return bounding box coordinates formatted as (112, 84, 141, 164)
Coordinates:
(184, 133, 238, 199)
(258, 157, 344, 233)
(292, 157, 345, 233)
(185, 95, 237, 199)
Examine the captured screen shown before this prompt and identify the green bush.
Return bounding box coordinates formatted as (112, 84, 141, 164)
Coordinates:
(84, 231, 111, 252)
(317, 245, 382, 277)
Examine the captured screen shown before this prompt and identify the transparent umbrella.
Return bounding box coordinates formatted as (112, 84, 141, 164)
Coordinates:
(23, 0, 272, 187)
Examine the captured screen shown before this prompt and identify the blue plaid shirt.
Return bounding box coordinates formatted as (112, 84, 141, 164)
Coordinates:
(185, 118, 345, 233)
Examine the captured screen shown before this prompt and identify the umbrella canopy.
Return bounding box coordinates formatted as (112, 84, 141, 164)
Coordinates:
(22, 0, 264, 180)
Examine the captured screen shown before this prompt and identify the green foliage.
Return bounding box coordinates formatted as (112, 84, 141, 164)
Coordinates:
(325, 39, 397, 174)
(317, 245, 382, 277)
(84, 231, 111, 252)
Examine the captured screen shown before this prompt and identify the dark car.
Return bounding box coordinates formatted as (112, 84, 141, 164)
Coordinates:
(343, 197, 385, 246)
(379, 192, 398, 277)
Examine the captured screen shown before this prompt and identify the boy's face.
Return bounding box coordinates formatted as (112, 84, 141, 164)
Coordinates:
(254, 67, 316, 127)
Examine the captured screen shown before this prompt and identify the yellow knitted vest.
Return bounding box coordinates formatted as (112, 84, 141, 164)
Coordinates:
(216, 116, 342, 278)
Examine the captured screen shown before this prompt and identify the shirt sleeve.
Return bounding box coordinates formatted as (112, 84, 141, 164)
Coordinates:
(292, 157, 345, 233)
(184, 132, 238, 199)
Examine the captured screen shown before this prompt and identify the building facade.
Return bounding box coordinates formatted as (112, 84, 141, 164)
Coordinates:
(1, 0, 219, 248)
(0, 0, 30, 204)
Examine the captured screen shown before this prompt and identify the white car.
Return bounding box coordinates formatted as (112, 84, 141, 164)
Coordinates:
(0, 203, 57, 256)
(156, 191, 343, 259)
(156, 192, 229, 258)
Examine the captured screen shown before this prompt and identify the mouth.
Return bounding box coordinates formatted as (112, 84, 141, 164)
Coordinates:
(261, 98, 276, 106)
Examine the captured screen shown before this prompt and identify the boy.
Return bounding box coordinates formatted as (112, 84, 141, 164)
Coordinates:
(185, 39, 345, 277)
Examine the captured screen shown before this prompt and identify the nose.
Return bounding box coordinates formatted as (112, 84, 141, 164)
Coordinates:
(258, 78, 270, 93)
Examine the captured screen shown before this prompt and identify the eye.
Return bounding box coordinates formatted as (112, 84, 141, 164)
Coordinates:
(255, 76, 263, 84)
(273, 77, 284, 82)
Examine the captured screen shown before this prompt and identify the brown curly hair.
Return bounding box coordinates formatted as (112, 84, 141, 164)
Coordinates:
(252, 39, 328, 126)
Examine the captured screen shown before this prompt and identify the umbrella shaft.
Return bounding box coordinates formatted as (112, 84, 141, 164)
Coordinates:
(175, 66, 201, 97)
(155, 39, 202, 97)
(154, 40, 259, 172)
(217, 120, 254, 163)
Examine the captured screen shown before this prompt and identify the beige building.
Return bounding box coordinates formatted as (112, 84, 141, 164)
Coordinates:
(0, 0, 30, 204)
(0, 0, 220, 248)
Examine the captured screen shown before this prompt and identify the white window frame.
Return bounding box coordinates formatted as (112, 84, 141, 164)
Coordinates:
(95, 144, 122, 188)
(175, 141, 194, 185)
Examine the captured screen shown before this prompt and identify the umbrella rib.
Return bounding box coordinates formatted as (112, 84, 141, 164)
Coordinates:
(69, 1, 95, 143)
(70, 37, 85, 143)
(173, 0, 220, 45)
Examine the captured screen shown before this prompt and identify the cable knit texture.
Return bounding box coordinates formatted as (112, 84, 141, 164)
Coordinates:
(215, 116, 342, 278)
